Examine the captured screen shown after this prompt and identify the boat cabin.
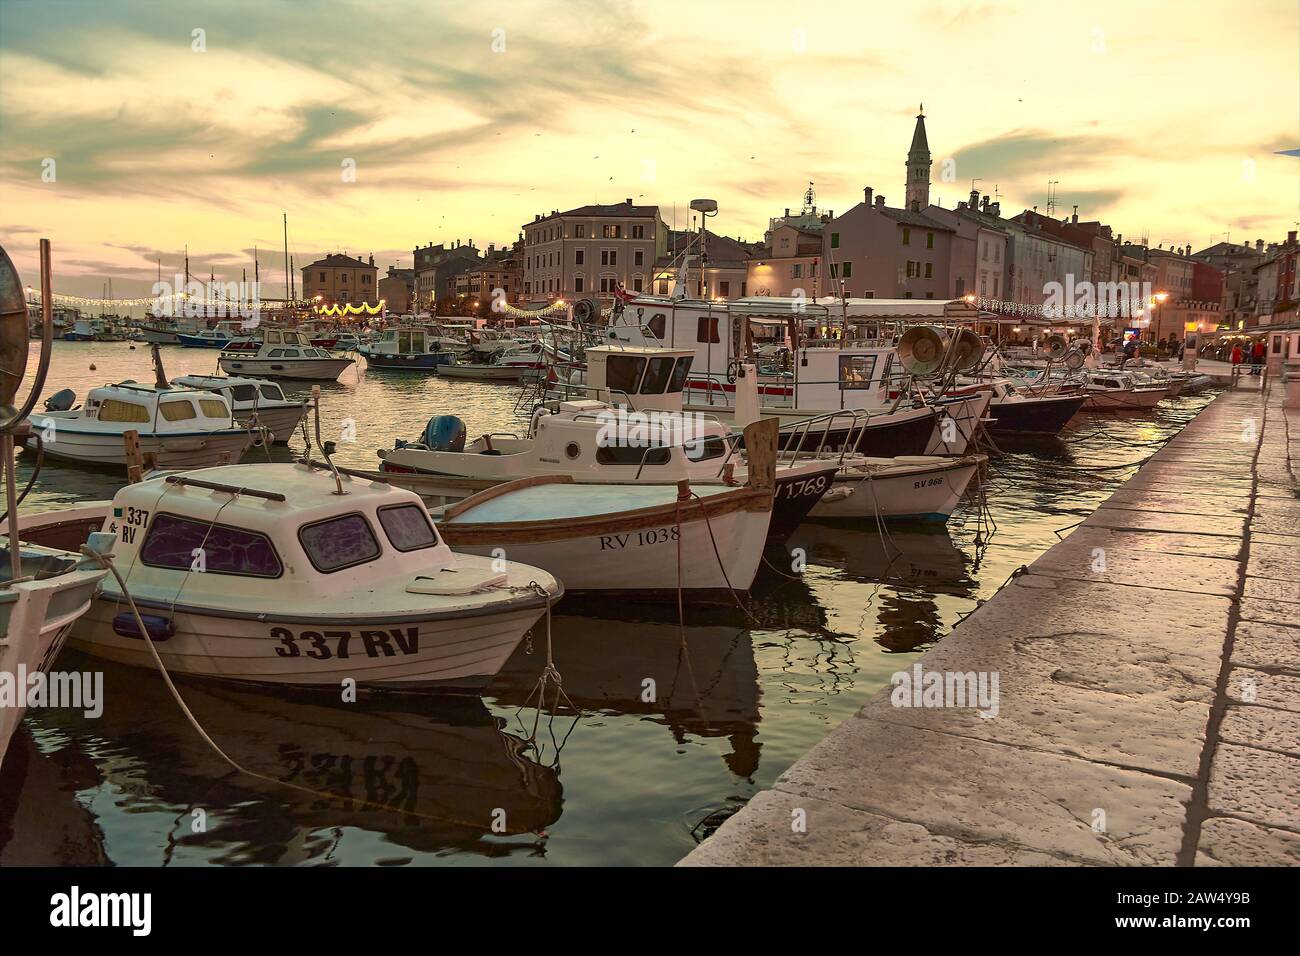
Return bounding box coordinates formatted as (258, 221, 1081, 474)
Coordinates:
(369, 326, 441, 355)
(173, 375, 291, 408)
(100, 463, 461, 605)
(81, 383, 234, 432)
(578, 345, 695, 412)
(237, 328, 337, 359)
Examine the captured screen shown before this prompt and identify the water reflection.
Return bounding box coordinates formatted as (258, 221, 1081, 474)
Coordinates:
(491, 616, 762, 780)
(9, 651, 562, 864)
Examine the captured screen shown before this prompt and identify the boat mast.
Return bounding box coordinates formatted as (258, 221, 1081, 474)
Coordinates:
(283, 213, 291, 309)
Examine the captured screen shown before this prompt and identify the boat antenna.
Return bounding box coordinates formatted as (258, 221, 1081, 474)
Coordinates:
(310, 384, 345, 495)
(151, 343, 171, 389)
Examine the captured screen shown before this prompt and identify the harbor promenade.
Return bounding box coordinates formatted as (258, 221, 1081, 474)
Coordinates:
(682, 380, 1299, 866)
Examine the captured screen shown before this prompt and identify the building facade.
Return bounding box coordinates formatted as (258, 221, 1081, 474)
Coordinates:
(521, 200, 667, 302)
(377, 266, 415, 314)
(301, 253, 380, 308)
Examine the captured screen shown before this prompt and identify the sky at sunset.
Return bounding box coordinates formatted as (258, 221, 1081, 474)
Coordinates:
(1, 0, 1297, 303)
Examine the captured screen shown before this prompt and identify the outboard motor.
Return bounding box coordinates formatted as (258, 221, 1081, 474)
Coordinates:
(43, 388, 76, 412)
(420, 415, 466, 452)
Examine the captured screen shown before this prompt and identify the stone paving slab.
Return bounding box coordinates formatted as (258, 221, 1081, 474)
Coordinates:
(679, 788, 1066, 867)
(1195, 817, 1300, 866)
(756, 717, 1190, 866)
(1230, 621, 1300, 675)
(1082, 506, 1245, 538)
(1207, 742, 1300, 832)
(1219, 703, 1300, 757)
(1062, 526, 1243, 561)
(1102, 489, 1250, 517)
(1226, 667, 1300, 713)
(1246, 541, 1300, 580)
(1243, 575, 1300, 606)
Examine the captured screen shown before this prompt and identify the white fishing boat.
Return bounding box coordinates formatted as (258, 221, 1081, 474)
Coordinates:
(1080, 371, 1168, 411)
(218, 328, 355, 381)
(0, 537, 112, 769)
(375, 396, 836, 540)
(11, 462, 563, 690)
(23, 381, 254, 469)
(949, 378, 1087, 435)
(433, 420, 779, 600)
(0, 238, 112, 772)
(808, 454, 986, 521)
(173, 373, 307, 443)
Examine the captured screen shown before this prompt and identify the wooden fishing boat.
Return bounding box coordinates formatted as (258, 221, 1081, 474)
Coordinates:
(10, 462, 563, 690)
(434, 420, 779, 600)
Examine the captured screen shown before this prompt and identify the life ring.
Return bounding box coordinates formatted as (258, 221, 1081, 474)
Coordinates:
(726, 361, 740, 385)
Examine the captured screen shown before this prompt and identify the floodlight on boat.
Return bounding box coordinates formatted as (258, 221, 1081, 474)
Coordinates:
(689, 199, 718, 214)
(897, 325, 947, 375)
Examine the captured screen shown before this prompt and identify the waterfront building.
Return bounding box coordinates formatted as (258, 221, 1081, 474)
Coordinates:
(520, 199, 667, 303)
(301, 252, 380, 308)
(377, 266, 415, 314)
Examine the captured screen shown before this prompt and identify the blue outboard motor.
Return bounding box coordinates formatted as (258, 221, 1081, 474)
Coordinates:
(420, 415, 466, 452)
(43, 387, 76, 412)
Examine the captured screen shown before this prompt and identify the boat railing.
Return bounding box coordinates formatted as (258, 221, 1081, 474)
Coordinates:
(775, 408, 877, 467)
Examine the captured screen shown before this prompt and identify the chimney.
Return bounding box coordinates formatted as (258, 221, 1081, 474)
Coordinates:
(981, 196, 990, 212)
(969, 188, 980, 208)
(1071, 206, 1079, 224)
(863, 187, 872, 206)
(990, 202, 1000, 216)
(1256, 239, 1264, 253)
(785, 208, 790, 216)
(625, 197, 633, 205)
(1290, 231, 1298, 245)
(874, 194, 885, 209)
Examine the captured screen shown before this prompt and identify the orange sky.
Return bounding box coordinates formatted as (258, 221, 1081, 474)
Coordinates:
(1, 0, 1296, 303)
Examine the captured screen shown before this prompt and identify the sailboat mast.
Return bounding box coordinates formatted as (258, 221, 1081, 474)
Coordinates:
(283, 213, 290, 308)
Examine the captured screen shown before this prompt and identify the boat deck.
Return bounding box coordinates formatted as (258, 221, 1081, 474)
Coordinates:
(446, 481, 735, 523)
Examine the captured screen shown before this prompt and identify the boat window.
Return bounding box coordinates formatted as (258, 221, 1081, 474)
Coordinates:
(97, 399, 151, 423)
(159, 400, 198, 421)
(605, 355, 646, 395)
(647, 313, 667, 340)
(640, 356, 676, 394)
(268, 349, 285, 357)
(230, 384, 257, 402)
(140, 513, 282, 578)
(668, 356, 693, 392)
(683, 436, 729, 462)
(838, 354, 878, 390)
(282, 349, 300, 358)
(298, 513, 382, 573)
(696, 315, 720, 344)
(378, 504, 439, 552)
(595, 444, 671, 465)
(199, 399, 229, 418)
(259, 385, 283, 401)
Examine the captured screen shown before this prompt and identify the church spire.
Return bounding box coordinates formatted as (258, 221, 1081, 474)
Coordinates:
(905, 106, 931, 210)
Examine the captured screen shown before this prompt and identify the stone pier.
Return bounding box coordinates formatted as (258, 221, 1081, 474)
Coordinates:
(681, 383, 1300, 866)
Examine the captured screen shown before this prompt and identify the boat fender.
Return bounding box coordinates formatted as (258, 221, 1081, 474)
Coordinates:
(420, 415, 466, 452)
(822, 486, 854, 502)
(43, 387, 76, 412)
(111, 611, 175, 642)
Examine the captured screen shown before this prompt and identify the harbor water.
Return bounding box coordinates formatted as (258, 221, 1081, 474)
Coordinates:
(0, 341, 1218, 866)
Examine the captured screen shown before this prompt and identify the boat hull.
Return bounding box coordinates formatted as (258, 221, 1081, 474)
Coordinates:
(218, 355, 354, 381)
(987, 394, 1087, 435)
(1082, 386, 1167, 411)
(21, 426, 253, 469)
(439, 365, 526, 382)
(237, 403, 307, 443)
(64, 598, 547, 689)
(362, 351, 454, 371)
(176, 334, 230, 348)
(809, 456, 983, 521)
(439, 492, 772, 597)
